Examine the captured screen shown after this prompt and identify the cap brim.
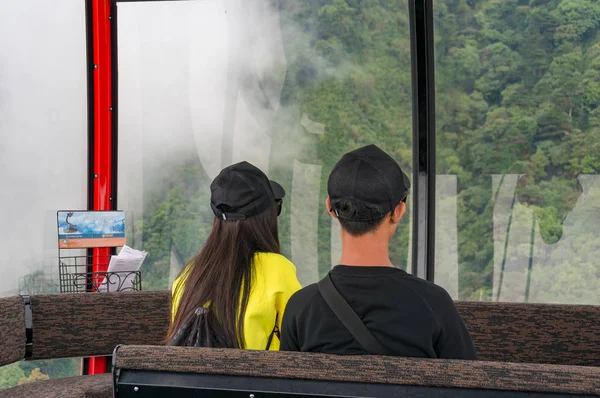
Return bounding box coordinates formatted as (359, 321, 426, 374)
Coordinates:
(270, 180, 285, 199)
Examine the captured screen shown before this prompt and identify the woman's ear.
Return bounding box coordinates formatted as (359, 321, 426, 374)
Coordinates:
(390, 202, 406, 224)
(326, 196, 338, 219)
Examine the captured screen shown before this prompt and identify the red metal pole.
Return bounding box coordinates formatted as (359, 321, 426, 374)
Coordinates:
(89, 0, 113, 375)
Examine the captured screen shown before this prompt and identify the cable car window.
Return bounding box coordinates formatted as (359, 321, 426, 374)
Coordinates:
(434, 0, 600, 304)
(0, 0, 88, 388)
(116, 0, 414, 289)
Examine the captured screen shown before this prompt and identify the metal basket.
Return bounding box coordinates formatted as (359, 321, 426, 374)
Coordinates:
(58, 254, 142, 293)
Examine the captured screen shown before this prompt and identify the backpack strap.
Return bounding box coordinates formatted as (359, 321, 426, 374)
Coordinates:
(265, 313, 280, 350)
(317, 274, 388, 356)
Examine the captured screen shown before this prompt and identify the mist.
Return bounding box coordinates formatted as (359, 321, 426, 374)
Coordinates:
(0, 0, 341, 295)
(0, 0, 596, 301)
(0, 0, 87, 296)
(117, 0, 347, 181)
(116, 0, 342, 285)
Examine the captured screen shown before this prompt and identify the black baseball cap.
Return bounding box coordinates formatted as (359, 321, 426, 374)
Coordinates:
(328, 144, 410, 221)
(210, 161, 285, 221)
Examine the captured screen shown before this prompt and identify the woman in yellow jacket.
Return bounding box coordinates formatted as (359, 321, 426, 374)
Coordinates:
(166, 161, 301, 350)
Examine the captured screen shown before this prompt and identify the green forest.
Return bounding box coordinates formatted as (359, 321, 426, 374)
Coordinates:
(140, 0, 600, 304)
(434, 0, 600, 303)
(3, 0, 600, 390)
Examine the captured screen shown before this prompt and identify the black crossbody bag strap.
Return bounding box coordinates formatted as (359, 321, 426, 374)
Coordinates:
(318, 274, 387, 356)
(265, 313, 280, 350)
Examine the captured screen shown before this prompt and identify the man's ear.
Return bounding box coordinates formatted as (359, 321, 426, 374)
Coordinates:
(326, 196, 338, 219)
(390, 202, 406, 224)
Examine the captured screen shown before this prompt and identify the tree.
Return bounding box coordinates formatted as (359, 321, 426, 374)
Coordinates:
(553, 0, 600, 43)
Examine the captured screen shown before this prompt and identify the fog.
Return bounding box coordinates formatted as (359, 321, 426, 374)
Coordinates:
(0, 0, 87, 296)
(1, 0, 596, 301)
(111, 0, 600, 299)
(0, 0, 339, 295)
(114, 0, 456, 288)
(118, 0, 333, 182)
(116, 0, 336, 285)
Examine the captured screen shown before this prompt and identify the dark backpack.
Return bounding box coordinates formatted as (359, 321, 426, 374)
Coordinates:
(168, 307, 280, 350)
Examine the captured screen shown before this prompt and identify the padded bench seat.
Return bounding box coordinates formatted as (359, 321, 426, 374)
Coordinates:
(112, 346, 600, 397)
(1, 292, 598, 397)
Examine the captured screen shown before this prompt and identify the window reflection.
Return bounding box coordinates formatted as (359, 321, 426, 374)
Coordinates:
(117, 0, 414, 289)
(434, 0, 600, 304)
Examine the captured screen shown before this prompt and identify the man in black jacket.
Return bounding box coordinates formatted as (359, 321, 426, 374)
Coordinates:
(280, 144, 477, 359)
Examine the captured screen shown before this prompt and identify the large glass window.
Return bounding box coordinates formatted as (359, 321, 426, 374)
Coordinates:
(117, 0, 414, 289)
(0, 0, 88, 388)
(434, 0, 600, 304)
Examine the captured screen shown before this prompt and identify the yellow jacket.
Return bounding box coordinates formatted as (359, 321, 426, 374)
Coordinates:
(171, 252, 302, 350)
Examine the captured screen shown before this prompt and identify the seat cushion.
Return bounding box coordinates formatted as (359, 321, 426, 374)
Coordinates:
(0, 373, 112, 398)
(114, 345, 600, 396)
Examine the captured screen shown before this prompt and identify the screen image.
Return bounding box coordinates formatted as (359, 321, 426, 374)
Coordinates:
(57, 211, 126, 248)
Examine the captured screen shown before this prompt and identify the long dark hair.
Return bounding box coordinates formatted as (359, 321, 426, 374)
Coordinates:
(166, 205, 280, 348)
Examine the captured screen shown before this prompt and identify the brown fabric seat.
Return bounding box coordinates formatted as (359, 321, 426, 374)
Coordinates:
(0, 291, 169, 398)
(0, 374, 112, 398)
(0, 296, 25, 367)
(3, 292, 600, 368)
(28, 290, 170, 360)
(1, 292, 599, 397)
(457, 301, 600, 366)
(113, 345, 600, 396)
